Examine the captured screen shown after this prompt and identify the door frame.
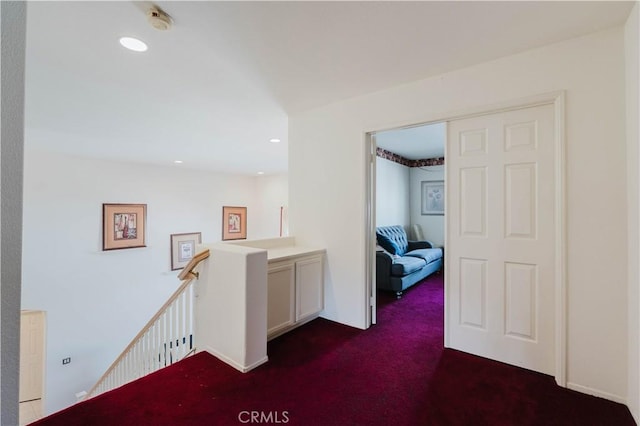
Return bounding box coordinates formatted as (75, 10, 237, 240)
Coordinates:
(365, 91, 566, 386)
(365, 132, 377, 326)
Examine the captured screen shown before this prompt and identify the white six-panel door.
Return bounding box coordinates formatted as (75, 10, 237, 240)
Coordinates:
(446, 103, 557, 376)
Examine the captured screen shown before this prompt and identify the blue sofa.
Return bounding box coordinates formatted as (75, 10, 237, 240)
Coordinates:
(376, 225, 443, 298)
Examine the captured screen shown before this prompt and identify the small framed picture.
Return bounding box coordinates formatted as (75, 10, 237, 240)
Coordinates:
(102, 203, 147, 250)
(421, 181, 445, 215)
(222, 206, 247, 241)
(170, 232, 202, 270)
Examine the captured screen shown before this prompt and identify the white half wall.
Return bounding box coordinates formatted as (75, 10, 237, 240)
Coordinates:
(290, 28, 628, 401)
(625, 2, 640, 422)
(409, 166, 445, 247)
(195, 243, 268, 373)
(21, 149, 287, 415)
(375, 157, 410, 228)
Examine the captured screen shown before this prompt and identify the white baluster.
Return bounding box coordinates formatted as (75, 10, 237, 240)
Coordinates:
(170, 300, 177, 363)
(177, 292, 185, 360)
(139, 331, 145, 376)
(115, 360, 121, 389)
(133, 342, 140, 379)
(125, 351, 130, 382)
(161, 311, 168, 367)
(154, 318, 160, 371)
(126, 352, 130, 381)
(185, 285, 191, 355)
(142, 329, 150, 375)
(165, 304, 172, 365)
(164, 310, 170, 366)
(130, 346, 135, 381)
(186, 283, 193, 354)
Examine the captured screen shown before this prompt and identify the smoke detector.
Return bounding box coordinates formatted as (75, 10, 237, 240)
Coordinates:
(147, 6, 173, 31)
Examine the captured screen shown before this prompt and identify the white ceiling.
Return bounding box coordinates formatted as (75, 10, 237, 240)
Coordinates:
(376, 123, 446, 160)
(24, 1, 634, 175)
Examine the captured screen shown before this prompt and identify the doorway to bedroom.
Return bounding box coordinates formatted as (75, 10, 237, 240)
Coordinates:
(369, 121, 446, 323)
(366, 95, 564, 381)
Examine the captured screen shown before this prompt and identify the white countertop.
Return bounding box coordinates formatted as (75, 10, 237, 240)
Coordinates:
(267, 246, 326, 262)
(225, 237, 325, 262)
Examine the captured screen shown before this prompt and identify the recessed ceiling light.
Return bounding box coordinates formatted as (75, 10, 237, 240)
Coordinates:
(174, 160, 183, 164)
(257, 171, 265, 175)
(119, 37, 148, 52)
(269, 138, 281, 143)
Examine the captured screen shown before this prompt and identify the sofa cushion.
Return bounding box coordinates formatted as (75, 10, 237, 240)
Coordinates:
(376, 226, 409, 256)
(405, 248, 443, 264)
(377, 234, 402, 255)
(391, 256, 427, 276)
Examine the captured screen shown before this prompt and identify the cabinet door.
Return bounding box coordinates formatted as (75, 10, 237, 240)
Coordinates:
(295, 256, 324, 322)
(20, 311, 45, 403)
(267, 262, 295, 338)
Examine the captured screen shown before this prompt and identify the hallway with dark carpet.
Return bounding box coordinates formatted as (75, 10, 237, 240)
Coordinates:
(34, 274, 635, 425)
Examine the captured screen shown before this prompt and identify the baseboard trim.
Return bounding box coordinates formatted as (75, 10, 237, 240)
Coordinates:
(567, 382, 627, 405)
(242, 355, 269, 372)
(200, 347, 269, 373)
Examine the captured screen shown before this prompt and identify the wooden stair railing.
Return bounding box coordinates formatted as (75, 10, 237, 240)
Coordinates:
(86, 249, 210, 399)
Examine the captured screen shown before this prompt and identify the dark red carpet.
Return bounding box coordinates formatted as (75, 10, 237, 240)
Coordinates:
(34, 274, 635, 425)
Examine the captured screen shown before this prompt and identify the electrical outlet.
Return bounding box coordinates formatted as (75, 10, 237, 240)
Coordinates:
(62, 357, 71, 365)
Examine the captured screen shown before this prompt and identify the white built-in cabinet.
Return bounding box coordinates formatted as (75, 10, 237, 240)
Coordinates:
(267, 261, 296, 338)
(267, 253, 324, 340)
(228, 237, 325, 341)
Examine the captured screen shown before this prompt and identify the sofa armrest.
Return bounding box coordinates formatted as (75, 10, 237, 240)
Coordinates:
(376, 251, 393, 271)
(376, 251, 393, 288)
(408, 240, 434, 250)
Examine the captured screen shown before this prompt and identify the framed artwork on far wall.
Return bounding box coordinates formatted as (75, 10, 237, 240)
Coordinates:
(102, 203, 147, 250)
(170, 232, 202, 271)
(421, 181, 445, 215)
(222, 206, 247, 241)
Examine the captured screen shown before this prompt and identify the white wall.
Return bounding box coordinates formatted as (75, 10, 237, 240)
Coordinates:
(409, 166, 445, 247)
(21, 149, 287, 414)
(0, 3, 26, 424)
(375, 157, 410, 228)
(253, 174, 288, 239)
(290, 28, 628, 401)
(625, 3, 640, 422)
